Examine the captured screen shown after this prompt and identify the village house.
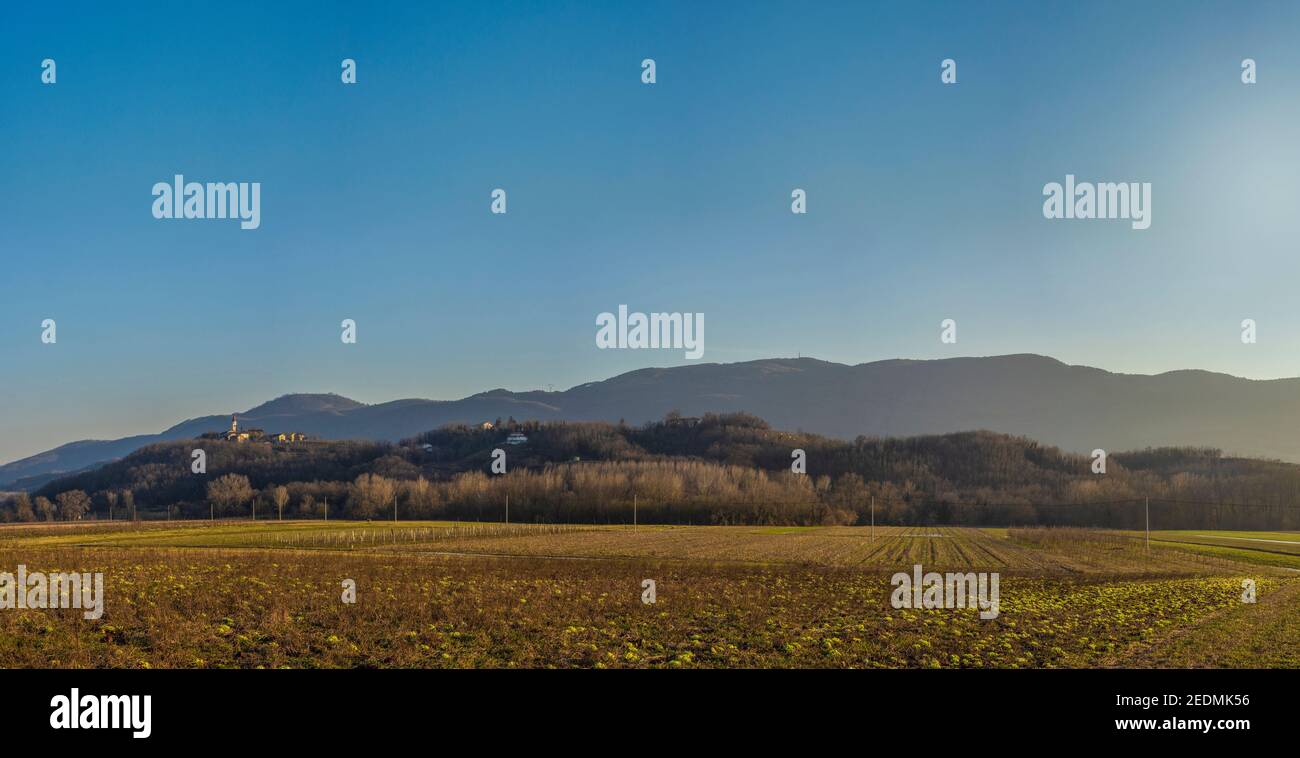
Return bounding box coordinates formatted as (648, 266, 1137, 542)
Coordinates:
(225, 414, 264, 442)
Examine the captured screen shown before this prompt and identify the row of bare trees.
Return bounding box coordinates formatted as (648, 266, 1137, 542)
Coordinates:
(0, 490, 95, 522)
(7, 463, 1300, 528)
(0, 488, 141, 523)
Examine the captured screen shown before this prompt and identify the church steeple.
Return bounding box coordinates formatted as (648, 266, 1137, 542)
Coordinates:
(231, 414, 238, 434)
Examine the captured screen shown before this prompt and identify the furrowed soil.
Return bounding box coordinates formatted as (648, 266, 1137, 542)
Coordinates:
(1, 521, 1296, 668)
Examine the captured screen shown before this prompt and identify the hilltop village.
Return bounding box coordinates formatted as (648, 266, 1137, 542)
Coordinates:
(198, 415, 309, 445)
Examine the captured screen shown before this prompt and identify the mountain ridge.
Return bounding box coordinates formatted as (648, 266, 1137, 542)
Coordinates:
(4, 353, 1298, 489)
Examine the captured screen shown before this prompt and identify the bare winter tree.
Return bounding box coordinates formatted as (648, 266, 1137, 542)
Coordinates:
(14, 493, 36, 522)
(56, 490, 92, 521)
(350, 473, 397, 519)
(207, 474, 254, 517)
(271, 485, 289, 521)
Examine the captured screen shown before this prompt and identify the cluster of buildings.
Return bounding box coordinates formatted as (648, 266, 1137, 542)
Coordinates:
(475, 421, 527, 444)
(417, 423, 528, 453)
(199, 415, 309, 444)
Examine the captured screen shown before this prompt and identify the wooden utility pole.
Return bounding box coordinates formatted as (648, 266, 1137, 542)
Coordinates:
(505, 494, 509, 525)
(871, 496, 875, 540)
(324, 496, 328, 521)
(633, 495, 638, 531)
(1145, 497, 1150, 552)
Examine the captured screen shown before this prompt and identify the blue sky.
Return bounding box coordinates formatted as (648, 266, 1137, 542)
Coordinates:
(3, 1, 1300, 464)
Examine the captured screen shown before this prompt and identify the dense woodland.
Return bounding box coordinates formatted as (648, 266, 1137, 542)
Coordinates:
(3, 413, 1300, 528)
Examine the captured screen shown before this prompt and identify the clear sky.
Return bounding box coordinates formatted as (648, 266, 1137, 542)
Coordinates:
(3, 1, 1300, 465)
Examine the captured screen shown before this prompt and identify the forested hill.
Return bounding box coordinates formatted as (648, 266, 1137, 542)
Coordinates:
(6, 413, 1299, 528)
